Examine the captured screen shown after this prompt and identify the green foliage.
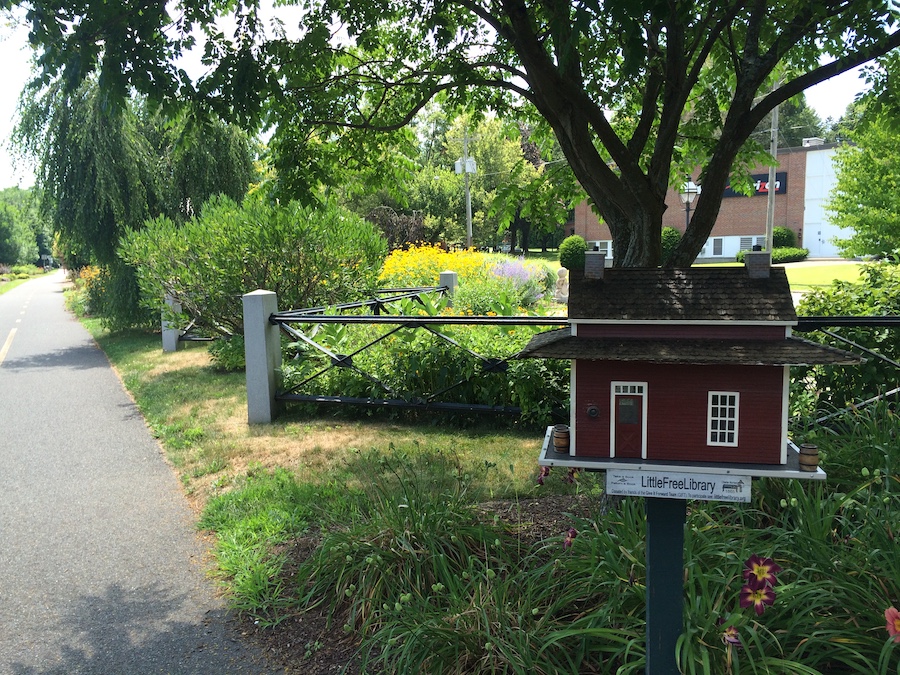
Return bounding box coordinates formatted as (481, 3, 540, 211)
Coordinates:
(796, 262, 900, 410)
(199, 467, 319, 623)
(773, 226, 798, 248)
(18, 0, 899, 266)
(735, 247, 808, 264)
(119, 195, 388, 336)
(207, 335, 246, 372)
(283, 316, 569, 429)
(558, 235, 586, 270)
(0, 189, 47, 265)
(202, 417, 900, 672)
(84, 260, 157, 332)
(828, 116, 900, 258)
(660, 226, 682, 265)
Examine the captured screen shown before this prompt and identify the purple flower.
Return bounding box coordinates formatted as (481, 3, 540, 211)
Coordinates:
(742, 554, 781, 590)
(740, 584, 776, 616)
(563, 527, 577, 549)
(537, 465, 551, 485)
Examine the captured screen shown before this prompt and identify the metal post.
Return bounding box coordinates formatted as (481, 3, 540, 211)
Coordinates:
(645, 497, 686, 675)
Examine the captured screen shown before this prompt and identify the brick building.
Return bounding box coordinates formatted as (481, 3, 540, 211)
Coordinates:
(570, 140, 843, 261)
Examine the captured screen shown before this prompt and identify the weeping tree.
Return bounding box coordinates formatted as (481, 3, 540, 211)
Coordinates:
(11, 0, 900, 266)
(13, 76, 257, 327)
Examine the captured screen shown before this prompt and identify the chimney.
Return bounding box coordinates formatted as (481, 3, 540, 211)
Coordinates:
(585, 250, 606, 279)
(744, 245, 771, 279)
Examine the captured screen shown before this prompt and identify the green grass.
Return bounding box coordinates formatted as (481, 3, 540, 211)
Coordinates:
(782, 262, 862, 291)
(0, 278, 31, 295)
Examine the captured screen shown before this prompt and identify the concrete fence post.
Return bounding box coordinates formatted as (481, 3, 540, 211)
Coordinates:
(439, 270, 458, 307)
(242, 290, 282, 424)
(161, 294, 183, 353)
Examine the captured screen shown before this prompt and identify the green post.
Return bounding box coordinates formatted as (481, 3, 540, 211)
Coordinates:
(645, 497, 686, 674)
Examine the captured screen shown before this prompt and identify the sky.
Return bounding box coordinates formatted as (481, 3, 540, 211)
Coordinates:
(0, 16, 870, 192)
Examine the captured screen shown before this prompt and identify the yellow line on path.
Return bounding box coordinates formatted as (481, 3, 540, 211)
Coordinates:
(0, 328, 17, 366)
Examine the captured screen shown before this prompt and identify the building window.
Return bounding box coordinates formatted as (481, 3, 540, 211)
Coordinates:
(712, 238, 723, 256)
(739, 236, 766, 251)
(708, 392, 739, 446)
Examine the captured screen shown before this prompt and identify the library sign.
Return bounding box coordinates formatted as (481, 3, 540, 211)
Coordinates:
(723, 172, 787, 198)
(606, 468, 752, 503)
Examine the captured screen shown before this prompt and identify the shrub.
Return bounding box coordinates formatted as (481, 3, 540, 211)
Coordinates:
(282, 319, 569, 428)
(660, 226, 682, 264)
(119, 195, 388, 337)
(772, 226, 797, 248)
(735, 247, 808, 264)
(559, 235, 587, 270)
(796, 262, 900, 410)
(208, 335, 246, 372)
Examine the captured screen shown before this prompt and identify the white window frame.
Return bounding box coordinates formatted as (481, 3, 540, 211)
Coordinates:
(708, 391, 740, 447)
(712, 237, 723, 256)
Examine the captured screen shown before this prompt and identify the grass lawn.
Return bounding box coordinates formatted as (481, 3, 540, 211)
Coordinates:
(782, 262, 861, 290)
(0, 278, 30, 295)
(86, 324, 550, 512)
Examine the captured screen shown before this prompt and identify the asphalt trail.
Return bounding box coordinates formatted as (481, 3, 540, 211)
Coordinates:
(0, 272, 281, 674)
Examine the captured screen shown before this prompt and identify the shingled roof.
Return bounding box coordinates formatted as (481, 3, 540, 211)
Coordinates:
(567, 267, 797, 322)
(517, 329, 864, 366)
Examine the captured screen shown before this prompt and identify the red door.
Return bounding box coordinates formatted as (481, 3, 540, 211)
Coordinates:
(614, 395, 643, 458)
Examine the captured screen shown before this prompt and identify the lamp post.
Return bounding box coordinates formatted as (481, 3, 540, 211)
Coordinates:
(679, 181, 701, 228)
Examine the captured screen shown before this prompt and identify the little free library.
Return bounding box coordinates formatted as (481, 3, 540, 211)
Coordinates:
(520, 251, 862, 478)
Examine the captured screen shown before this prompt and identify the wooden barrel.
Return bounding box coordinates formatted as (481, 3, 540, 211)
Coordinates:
(553, 424, 570, 453)
(798, 443, 819, 472)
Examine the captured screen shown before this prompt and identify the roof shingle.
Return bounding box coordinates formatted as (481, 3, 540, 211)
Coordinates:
(567, 267, 797, 322)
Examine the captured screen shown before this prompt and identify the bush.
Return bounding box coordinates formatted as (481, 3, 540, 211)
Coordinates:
(735, 247, 808, 264)
(558, 235, 587, 270)
(773, 226, 797, 248)
(796, 262, 900, 410)
(282, 318, 570, 428)
(660, 226, 682, 264)
(208, 335, 246, 372)
(119, 195, 388, 337)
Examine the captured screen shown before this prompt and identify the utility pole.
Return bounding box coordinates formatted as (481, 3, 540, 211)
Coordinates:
(765, 103, 779, 252)
(464, 131, 473, 248)
(454, 128, 477, 249)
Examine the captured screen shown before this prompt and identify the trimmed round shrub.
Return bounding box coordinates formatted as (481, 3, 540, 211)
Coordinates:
(773, 226, 798, 248)
(559, 235, 587, 270)
(661, 226, 682, 264)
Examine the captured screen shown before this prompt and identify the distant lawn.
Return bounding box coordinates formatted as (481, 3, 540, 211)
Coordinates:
(782, 262, 861, 291)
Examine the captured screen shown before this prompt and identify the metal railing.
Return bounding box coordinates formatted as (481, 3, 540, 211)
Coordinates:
(269, 286, 567, 415)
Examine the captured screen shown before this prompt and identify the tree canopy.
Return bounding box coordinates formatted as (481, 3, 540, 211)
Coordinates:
(828, 115, 900, 259)
(10, 0, 900, 265)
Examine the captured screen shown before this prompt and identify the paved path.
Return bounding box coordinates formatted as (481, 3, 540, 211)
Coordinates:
(0, 272, 280, 674)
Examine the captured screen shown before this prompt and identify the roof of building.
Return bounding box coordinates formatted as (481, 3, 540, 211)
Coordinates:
(517, 329, 864, 366)
(567, 266, 797, 323)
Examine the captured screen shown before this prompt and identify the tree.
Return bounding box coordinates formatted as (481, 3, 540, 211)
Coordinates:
(0, 201, 37, 264)
(753, 94, 826, 149)
(828, 116, 900, 259)
(0, 187, 50, 261)
(13, 0, 900, 266)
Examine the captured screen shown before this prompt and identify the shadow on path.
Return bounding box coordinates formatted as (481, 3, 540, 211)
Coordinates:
(7, 582, 267, 675)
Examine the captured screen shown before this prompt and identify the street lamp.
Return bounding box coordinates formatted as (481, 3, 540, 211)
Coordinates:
(679, 181, 701, 228)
